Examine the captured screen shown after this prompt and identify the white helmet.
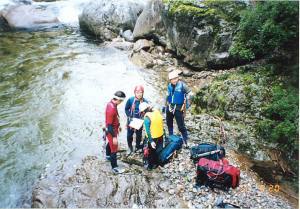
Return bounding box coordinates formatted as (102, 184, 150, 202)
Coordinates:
(168, 70, 179, 80)
(139, 102, 150, 113)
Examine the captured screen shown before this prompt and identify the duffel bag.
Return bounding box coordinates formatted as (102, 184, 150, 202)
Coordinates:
(158, 135, 183, 166)
(196, 158, 240, 190)
(190, 143, 225, 163)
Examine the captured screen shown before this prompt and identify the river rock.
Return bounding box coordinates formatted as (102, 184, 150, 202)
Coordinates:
(132, 0, 167, 45)
(0, 4, 59, 29)
(107, 39, 134, 51)
(130, 50, 154, 68)
(168, 189, 175, 195)
(121, 29, 134, 42)
(182, 68, 194, 77)
(133, 39, 154, 52)
(79, 0, 147, 41)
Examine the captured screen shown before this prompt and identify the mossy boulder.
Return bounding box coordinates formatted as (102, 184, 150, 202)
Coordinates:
(161, 0, 246, 69)
(193, 67, 270, 121)
(133, 0, 246, 69)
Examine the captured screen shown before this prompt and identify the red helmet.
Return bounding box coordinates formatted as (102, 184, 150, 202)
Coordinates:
(134, 85, 144, 93)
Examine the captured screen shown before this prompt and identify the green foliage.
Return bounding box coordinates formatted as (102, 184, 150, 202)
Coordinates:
(163, 0, 218, 21)
(203, 0, 246, 23)
(256, 85, 299, 159)
(230, 1, 299, 61)
(163, 0, 246, 24)
(193, 88, 208, 113)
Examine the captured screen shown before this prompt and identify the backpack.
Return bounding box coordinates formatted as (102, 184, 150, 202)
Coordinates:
(196, 158, 240, 191)
(190, 143, 225, 163)
(158, 135, 183, 166)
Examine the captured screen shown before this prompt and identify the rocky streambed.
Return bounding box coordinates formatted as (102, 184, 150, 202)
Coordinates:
(31, 37, 296, 208)
(32, 113, 295, 208)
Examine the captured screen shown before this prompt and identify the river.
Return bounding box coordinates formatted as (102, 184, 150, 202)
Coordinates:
(0, 1, 161, 207)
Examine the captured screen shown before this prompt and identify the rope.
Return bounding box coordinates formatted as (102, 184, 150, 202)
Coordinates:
(212, 115, 227, 146)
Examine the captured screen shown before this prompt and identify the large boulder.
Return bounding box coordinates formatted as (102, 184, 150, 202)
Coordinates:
(79, 0, 148, 41)
(132, 0, 166, 44)
(132, 0, 246, 70)
(0, 4, 59, 30)
(130, 50, 155, 68)
(133, 39, 154, 52)
(161, 0, 246, 70)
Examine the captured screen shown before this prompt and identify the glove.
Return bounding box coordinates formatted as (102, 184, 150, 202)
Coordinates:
(150, 141, 156, 149)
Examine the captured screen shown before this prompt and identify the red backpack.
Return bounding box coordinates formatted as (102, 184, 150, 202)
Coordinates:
(197, 158, 240, 190)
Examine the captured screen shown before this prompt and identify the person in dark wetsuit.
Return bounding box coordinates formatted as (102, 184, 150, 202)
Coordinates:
(166, 70, 192, 148)
(124, 85, 149, 154)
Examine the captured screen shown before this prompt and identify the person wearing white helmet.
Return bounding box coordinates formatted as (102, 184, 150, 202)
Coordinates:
(125, 85, 149, 155)
(105, 91, 126, 174)
(165, 69, 192, 148)
(139, 102, 164, 170)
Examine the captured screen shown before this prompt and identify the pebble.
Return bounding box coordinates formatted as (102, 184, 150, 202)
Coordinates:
(168, 189, 175, 195)
(177, 184, 184, 192)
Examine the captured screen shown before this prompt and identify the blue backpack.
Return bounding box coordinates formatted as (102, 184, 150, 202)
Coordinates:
(190, 143, 226, 163)
(158, 135, 183, 166)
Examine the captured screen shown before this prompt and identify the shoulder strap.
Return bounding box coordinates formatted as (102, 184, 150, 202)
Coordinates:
(130, 98, 136, 117)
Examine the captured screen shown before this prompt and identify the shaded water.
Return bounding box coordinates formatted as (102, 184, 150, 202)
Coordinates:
(0, 27, 163, 207)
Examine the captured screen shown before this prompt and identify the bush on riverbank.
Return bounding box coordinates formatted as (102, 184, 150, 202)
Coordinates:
(230, 1, 299, 62)
(256, 85, 299, 171)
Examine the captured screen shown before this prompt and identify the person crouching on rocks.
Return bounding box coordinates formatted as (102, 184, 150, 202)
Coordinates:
(105, 91, 126, 174)
(125, 85, 149, 155)
(139, 102, 164, 170)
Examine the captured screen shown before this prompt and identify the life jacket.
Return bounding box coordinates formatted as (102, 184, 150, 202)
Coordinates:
(144, 110, 164, 139)
(130, 97, 144, 118)
(105, 100, 120, 130)
(167, 81, 186, 105)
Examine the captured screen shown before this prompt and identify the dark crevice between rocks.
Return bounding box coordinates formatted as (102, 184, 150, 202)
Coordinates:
(78, 24, 105, 44)
(120, 156, 144, 167)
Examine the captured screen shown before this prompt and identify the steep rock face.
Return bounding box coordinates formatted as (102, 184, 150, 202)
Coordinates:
(132, 0, 167, 44)
(161, 0, 246, 70)
(79, 0, 246, 69)
(79, 0, 147, 41)
(132, 0, 246, 70)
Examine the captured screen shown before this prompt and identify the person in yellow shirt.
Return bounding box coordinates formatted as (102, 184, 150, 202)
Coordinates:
(139, 102, 164, 169)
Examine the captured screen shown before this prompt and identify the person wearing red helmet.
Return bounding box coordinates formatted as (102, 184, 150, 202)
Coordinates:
(125, 85, 149, 154)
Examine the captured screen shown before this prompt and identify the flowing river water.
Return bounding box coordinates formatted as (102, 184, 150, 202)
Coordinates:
(0, 1, 163, 207)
